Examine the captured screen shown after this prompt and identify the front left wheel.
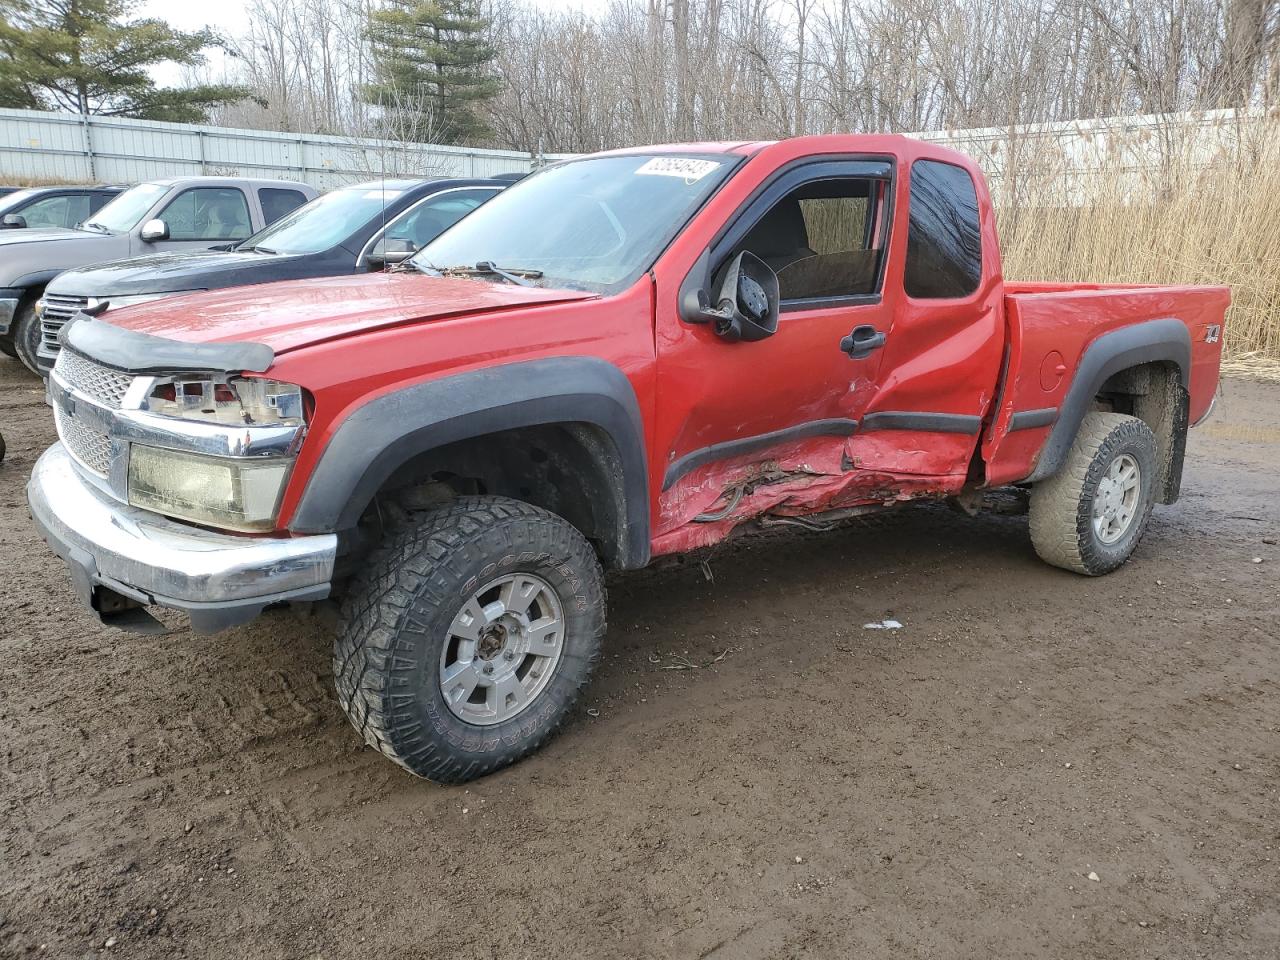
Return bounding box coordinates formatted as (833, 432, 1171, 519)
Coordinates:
(12, 300, 42, 376)
(334, 496, 606, 784)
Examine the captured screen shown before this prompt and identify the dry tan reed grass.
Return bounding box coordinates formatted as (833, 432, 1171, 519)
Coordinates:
(1, 175, 84, 187)
(994, 116, 1280, 371)
(1222, 351, 1280, 381)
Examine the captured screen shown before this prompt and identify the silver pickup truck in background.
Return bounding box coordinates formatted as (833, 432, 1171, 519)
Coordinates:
(0, 175, 317, 373)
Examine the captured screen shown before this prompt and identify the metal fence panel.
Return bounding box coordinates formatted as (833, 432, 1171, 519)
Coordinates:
(4, 105, 1247, 200)
(0, 108, 555, 188)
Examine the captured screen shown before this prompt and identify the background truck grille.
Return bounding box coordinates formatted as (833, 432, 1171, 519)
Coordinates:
(53, 402, 112, 476)
(54, 349, 134, 408)
(39, 294, 89, 354)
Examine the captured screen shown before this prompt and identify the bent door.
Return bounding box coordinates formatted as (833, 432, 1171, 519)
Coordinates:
(846, 157, 1005, 481)
(654, 158, 897, 532)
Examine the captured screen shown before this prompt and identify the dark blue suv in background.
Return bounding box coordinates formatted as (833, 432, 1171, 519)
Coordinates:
(35, 174, 520, 373)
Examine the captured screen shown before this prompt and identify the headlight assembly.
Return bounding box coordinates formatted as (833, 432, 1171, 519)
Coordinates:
(126, 374, 309, 531)
(128, 444, 294, 532)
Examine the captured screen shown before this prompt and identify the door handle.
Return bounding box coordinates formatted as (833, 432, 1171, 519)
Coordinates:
(840, 325, 886, 359)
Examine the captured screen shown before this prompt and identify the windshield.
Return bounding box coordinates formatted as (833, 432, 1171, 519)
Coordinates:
(243, 183, 412, 254)
(0, 189, 37, 215)
(89, 182, 168, 232)
(411, 154, 736, 292)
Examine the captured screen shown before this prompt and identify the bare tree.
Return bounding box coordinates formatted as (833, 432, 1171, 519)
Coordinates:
(183, 0, 1280, 152)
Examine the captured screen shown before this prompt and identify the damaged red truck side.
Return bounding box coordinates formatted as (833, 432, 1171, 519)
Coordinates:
(29, 135, 1229, 783)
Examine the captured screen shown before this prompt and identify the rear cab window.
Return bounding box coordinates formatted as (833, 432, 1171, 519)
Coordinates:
(259, 188, 309, 224)
(903, 160, 982, 299)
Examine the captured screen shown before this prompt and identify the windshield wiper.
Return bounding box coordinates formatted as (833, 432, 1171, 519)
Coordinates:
(82, 221, 111, 235)
(249, 245, 279, 255)
(439, 262, 543, 287)
(391, 259, 443, 276)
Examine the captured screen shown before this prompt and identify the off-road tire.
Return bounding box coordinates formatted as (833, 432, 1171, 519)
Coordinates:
(12, 300, 42, 376)
(0, 336, 16, 359)
(1029, 412, 1158, 575)
(334, 496, 606, 783)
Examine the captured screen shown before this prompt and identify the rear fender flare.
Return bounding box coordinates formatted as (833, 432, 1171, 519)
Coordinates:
(1025, 318, 1190, 483)
(289, 356, 651, 569)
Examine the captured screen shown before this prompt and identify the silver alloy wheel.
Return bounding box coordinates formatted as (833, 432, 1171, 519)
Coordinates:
(1092, 453, 1141, 544)
(438, 573, 565, 726)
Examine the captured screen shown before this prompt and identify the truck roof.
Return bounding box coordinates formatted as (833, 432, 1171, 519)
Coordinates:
(593, 134, 974, 167)
(142, 175, 315, 190)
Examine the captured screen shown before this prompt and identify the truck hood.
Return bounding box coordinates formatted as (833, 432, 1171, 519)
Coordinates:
(0, 226, 102, 247)
(0, 227, 133, 286)
(99, 272, 599, 355)
(47, 248, 316, 298)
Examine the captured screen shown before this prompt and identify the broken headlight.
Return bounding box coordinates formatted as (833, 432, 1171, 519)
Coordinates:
(144, 375, 306, 427)
(128, 375, 308, 530)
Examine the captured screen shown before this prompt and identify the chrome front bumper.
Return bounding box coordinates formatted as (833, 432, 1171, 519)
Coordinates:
(28, 443, 337, 633)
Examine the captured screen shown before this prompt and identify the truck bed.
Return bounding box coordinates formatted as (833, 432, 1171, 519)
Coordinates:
(982, 281, 1231, 486)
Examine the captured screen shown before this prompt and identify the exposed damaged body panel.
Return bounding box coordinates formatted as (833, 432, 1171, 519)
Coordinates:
(652, 429, 966, 556)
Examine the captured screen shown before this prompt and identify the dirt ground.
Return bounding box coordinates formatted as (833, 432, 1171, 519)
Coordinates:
(1, 358, 1277, 960)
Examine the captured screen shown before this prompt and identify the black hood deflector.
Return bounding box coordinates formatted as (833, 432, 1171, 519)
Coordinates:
(62, 313, 274, 375)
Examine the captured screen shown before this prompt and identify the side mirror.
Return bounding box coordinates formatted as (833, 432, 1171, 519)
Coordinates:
(140, 218, 169, 242)
(1, 214, 26, 229)
(703, 251, 780, 342)
(367, 236, 417, 269)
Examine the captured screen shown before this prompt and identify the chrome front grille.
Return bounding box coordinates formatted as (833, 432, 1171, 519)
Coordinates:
(53, 349, 133, 408)
(39, 294, 89, 353)
(53, 401, 112, 476)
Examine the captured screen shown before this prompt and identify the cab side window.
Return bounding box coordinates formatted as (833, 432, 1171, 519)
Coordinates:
(19, 193, 90, 229)
(737, 178, 886, 302)
(903, 160, 982, 299)
(383, 189, 498, 250)
(161, 187, 253, 241)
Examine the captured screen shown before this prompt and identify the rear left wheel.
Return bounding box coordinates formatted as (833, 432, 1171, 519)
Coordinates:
(1029, 412, 1158, 575)
(334, 496, 606, 783)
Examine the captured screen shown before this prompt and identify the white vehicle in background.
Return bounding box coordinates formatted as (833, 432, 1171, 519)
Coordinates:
(0, 176, 317, 373)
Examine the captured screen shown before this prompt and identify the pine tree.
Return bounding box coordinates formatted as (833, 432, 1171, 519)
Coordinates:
(363, 0, 501, 145)
(0, 0, 249, 121)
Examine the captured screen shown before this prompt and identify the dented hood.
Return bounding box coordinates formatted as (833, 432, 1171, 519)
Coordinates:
(97, 272, 598, 354)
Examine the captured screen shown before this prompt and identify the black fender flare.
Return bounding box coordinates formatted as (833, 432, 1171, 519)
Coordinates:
(1025, 317, 1190, 483)
(10, 269, 63, 292)
(289, 356, 651, 569)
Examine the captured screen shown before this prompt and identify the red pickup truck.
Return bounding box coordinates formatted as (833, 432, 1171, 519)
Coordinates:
(29, 136, 1228, 783)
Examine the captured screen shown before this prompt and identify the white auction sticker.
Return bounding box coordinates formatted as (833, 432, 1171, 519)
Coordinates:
(635, 157, 722, 182)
